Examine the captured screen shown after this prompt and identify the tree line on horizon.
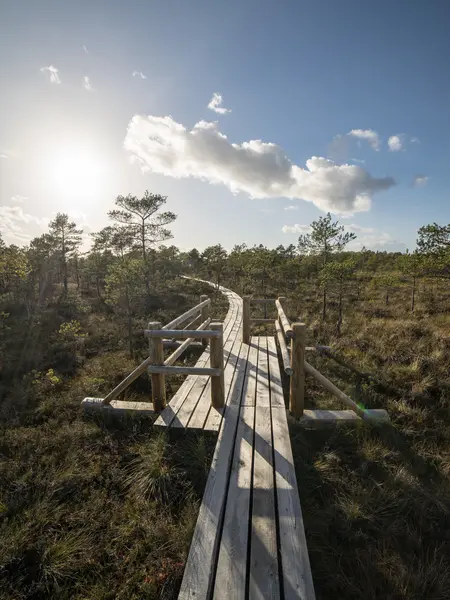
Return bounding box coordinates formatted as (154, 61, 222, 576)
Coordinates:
(1, 191, 450, 349)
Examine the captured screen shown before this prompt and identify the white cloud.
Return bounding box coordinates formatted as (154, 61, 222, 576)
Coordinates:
(83, 76, 93, 91)
(0, 154, 8, 159)
(282, 224, 311, 234)
(11, 195, 27, 203)
(413, 175, 429, 187)
(346, 223, 405, 250)
(388, 135, 404, 152)
(0, 206, 47, 244)
(207, 92, 231, 115)
(350, 157, 365, 164)
(82, 45, 89, 54)
(40, 65, 61, 84)
(284, 205, 299, 211)
(347, 129, 381, 151)
(132, 70, 147, 79)
(347, 223, 376, 234)
(411, 137, 420, 144)
(124, 115, 395, 214)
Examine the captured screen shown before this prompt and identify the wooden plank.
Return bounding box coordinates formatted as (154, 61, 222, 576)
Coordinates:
(255, 337, 270, 408)
(190, 329, 241, 431)
(178, 405, 243, 599)
(213, 406, 255, 599)
(267, 337, 285, 407)
(249, 406, 279, 600)
(82, 398, 154, 415)
(299, 408, 390, 427)
(243, 296, 251, 344)
(203, 339, 248, 431)
(242, 337, 259, 407)
(271, 406, 316, 600)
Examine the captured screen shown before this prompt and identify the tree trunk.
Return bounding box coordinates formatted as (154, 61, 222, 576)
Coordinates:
(336, 289, 343, 336)
(125, 285, 133, 357)
(62, 230, 68, 294)
(322, 287, 327, 321)
(75, 255, 80, 289)
(411, 276, 416, 312)
(385, 289, 389, 305)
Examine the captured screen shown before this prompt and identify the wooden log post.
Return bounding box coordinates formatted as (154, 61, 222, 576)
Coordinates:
(210, 322, 225, 408)
(242, 296, 251, 344)
(148, 321, 166, 412)
(200, 294, 210, 347)
(289, 322, 306, 417)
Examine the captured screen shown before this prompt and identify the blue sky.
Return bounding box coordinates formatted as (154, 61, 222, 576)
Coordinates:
(0, 0, 448, 252)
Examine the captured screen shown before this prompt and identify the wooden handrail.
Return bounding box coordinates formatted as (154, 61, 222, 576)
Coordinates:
(145, 329, 221, 339)
(250, 298, 276, 304)
(275, 319, 292, 375)
(276, 297, 293, 338)
(148, 365, 221, 376)
(164, 318, 211, 366)
(163, 298, 211, 331)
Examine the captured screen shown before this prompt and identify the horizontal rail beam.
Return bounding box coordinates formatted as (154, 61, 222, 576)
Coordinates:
(304, 360, 369, 420)
(164, 318, 211, 366)
(275, 319, 293, 375)
(250, 298, 276, 304)
(276, 298, 293, 338)
(250, 318, 274, 324)
(147, 365, 221, 376)
(145, 329, 221, 340)
(163, 340, 204, 349)
(162, 298, 211, 331)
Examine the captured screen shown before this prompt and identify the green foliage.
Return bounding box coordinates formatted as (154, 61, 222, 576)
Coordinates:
(298, 212, 356, 262)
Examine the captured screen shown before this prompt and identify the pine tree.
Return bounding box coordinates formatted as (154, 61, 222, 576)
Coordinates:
(48, 214, 83, 294)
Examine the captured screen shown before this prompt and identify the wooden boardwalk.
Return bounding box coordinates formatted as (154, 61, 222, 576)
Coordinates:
(156, 285, 315, 599)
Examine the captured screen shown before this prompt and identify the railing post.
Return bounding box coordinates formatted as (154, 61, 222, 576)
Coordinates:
(210, 322, 225, 408)
(242, 296, 251, 344)
(290, 322, 305, 417)
(200, 294, 209, 347)
(148, 321, 166, 412)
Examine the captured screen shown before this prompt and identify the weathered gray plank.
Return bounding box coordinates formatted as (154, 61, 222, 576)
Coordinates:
(249, 406, 279, 600)
(271, 406, 316, 600)
(242, 338, 259, 407)
(299, 408, 389, 427)
(267, 337, 286, 407)
(255, 336, 270, 408)
(188, 305, 242, 430)
(204, 340, 249, 431)
(213, 406, 255, 599)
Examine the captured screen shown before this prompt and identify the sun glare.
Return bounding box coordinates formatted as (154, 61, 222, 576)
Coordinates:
(48, 146, 107, 202)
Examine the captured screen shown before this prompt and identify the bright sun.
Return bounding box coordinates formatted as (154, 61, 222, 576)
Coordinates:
(48, 146, 106, 201)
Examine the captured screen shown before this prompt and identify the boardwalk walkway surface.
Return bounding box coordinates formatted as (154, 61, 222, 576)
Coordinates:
(156, 284, 315, 600)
